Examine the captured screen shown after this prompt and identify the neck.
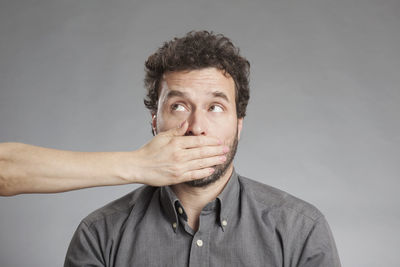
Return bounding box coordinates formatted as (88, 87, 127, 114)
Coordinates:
(171, 165, 234, 231)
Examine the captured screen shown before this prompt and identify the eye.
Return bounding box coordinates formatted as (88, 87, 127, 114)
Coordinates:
(209, 105, 224, 113)
(171, 103, 187, 112)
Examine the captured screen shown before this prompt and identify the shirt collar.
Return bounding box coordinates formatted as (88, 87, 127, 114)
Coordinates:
(159, 169, 240, 232)
(159, 185, 180, 232)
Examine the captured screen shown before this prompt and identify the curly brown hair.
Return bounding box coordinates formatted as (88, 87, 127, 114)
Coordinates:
(144, 31, 250, 118)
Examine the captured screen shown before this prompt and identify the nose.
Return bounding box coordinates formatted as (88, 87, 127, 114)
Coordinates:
(185, 109, 208, 136)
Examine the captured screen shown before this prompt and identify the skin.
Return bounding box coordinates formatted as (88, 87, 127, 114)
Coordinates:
(153, 67, 243, 230)
(0, 120, 229, 196)
(0, 67, 243, 234)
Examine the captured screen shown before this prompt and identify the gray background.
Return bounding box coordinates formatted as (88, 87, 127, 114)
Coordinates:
(0, 0, 399, 266)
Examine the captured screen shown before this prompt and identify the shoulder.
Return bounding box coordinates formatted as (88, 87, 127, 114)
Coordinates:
(81, 185, 157, 228)
(237, 175, 341, 265)
(238, 175, 323, 222)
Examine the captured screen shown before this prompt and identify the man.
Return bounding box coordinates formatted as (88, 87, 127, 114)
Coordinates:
(64, 31, 341, 267)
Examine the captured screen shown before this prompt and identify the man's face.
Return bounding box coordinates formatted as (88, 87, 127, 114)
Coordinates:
(153, 67, 243, 187)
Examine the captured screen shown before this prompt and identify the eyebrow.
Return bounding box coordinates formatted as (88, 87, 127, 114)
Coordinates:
(165, 90, 188, 100)
(210, 91, 230, 102)
(165, 90, 230, 103)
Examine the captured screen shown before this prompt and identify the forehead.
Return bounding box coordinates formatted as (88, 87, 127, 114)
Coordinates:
(159, 68, 236, 101)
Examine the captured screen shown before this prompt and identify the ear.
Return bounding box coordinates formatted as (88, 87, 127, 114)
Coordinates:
(151, 113, 157, 135)
(237, 118, 244, 140)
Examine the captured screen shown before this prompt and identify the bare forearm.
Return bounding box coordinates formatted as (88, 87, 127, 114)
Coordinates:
(0, 142, 133, 196)
(0, 123, 228, 196)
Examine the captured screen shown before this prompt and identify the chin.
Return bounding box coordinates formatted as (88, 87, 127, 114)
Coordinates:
(184, 164, 229, 187)
(185, 133, 238, 188)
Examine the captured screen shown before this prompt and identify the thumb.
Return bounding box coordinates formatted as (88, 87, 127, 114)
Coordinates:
(168, 120, 188, 136)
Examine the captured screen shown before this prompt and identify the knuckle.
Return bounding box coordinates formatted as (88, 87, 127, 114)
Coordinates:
(198, 160, 206, 169)
(169, 138, 176, 145)
(172, 152, 183, 162)
(170, 166, 182, 178)
(170, 138, 180, 147)
(197, 137, 205, 146)
(198, 149, 206, 158)
(189, 173, 197, 181)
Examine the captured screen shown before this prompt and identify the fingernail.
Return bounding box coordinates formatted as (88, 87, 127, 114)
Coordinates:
(209, 168, 215, 174)
(223, 146, 229, 153)
(220, 156, 227, 161)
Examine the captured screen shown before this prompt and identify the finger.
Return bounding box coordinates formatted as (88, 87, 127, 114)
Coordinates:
(179, 168, 215, 182)
(163, 120, 188, 137)
(182, 145, 229, 161)
(176, 135, 222, 148)
(184, 155, 227, 172)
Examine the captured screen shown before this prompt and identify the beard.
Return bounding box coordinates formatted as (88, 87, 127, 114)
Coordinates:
(185, 129, 239, 188)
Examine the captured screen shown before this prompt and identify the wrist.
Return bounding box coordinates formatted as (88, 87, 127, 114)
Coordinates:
(114, 150, 142, 184)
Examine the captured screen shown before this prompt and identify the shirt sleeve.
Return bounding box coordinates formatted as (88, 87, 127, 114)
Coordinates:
(64, 221, 105, 267)
(297, 216, 341, 267)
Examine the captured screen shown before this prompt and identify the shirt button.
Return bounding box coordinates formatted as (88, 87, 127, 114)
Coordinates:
(196, 239, 203, 247)
(178, 207, 184, 215)
(222, 219, 228, 226)
(172, 222, 177, 229)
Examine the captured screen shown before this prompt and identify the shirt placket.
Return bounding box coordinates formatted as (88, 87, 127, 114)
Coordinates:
(188, 211, 214, 267)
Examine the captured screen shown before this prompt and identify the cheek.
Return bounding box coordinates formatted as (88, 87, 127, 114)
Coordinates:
(156, 111, 188, 132)
(209, 117, 238, 142)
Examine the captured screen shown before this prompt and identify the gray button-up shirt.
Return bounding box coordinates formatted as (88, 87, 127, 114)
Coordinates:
(64, 171, 341, 266)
